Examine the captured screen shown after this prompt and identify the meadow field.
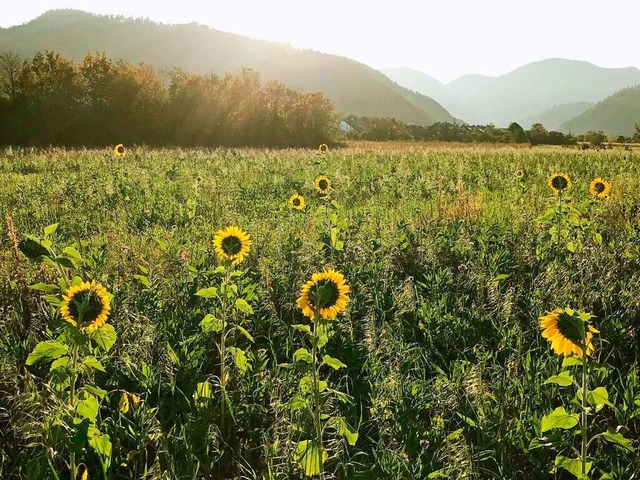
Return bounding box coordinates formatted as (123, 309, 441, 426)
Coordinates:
(0, 143, 639, 479)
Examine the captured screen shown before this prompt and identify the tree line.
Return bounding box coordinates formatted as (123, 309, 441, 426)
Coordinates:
(0, 51, 336, 148)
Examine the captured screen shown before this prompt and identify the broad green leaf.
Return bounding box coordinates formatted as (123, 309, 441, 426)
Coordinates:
(587, 387, 613, 408)
(26, 341, 68, 365)
(295, 440, 326, 477)
(544, 371, 574, 387)
(234, 298, 253, 315)
(293, 324, 311, 333)
(83, 356, 106, 372)
(194, 381, 213, 400)
(562, 356, 583, 367)
(294, 348, 313, 363)
(315, 335, 328, 349)
(299, 376, 327, 394)
(331, 417, 358, 446)
(322, 355, 346, 370)
(566, 241, 576, 253)
(200, 314, 223, 333)
(63, 247, 83, 262)
(229, 347, 249, 374)
(327, 388, 353, 404)
(195, 287, 218, 298)
(602, 429, 634, 452)
(50, 356, 69, 371)
(28, 283, 58, 292)
(555, 455, 591, 479)
(88, 431, 112, 460)
(133, 274, 151, 288)
(235, 325, 254, 342)
(541, 407, 579, 433)
(76, 394, 99, 421)
(84, 385, 107, 400)
(90, 324, 116, 352)
(289, 394, 307, 411)
(44, 223, 59, 235)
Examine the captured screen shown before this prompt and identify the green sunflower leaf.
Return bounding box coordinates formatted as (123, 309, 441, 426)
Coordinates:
(544, 371, 574, 387)
(83, 356, 106, 372)
(28, 283, 58, 292)
(295, 440, 326, 477)
(44, 223, 59, 236)
(234, 298, 253, 315)
(228, 347, 249, 374)
(195, 287, 218, 298)
(330, 417, 358, 446)
(602, 429, 634, 452)
(322, 355, 346, 370)
(587, 387, 614, 409)
(541, 407, 579, 433)
(562, 356, 583, 367)
(554, 455, 591, 479)
(76, 394, 99, 421)
(26, 341, 68, 365)
(90, 324, 116, 352)
(293, 348, 313, 363)
(235, 325, 254, 342)
(200, 314, 223, 333)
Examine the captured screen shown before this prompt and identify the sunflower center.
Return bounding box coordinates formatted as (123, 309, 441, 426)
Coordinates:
(68, 290, 104, 326)
(594, 182, 605, 193)
(556, 311, 587, 347)
(551, 176, 568, 190)
(309, 279, 339, 309)
(293, 198, 301, 206)
(221, 235, 242, 256)
(319, 180, 328, 190)
(117, 146, 125, 154)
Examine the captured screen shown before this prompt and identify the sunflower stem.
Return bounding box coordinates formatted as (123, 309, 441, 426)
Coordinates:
(69, 336, 80, 480)
(581, 351, 588, 475)
(220, 266, 231, 441)
(311, 308, 323, 477)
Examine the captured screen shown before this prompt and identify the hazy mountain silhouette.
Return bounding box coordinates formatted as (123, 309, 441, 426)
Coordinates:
(385, 59, 640, 127)
(560, 86, 640, 135)
(518, 102, 594, 131)
(0, 9, 455, 125)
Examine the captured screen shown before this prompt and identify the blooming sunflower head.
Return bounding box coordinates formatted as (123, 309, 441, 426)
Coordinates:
(515, 170, 525, 180)
(314, 175, 331, 195)
(60, 281, 111, 333)
(319, 143, 329, 153)
(539, 307, 599, 357)
(589, 177, 611, 199)
(114, 144, 126, 157)
(289, 193, 305, 211)
(213, 226, 252, 265)
(548, 173, 571, 194)
(297, 269, 350, 321)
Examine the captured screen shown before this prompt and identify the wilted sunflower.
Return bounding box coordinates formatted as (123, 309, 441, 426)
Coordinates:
(213, 226, 252, 265)
(289, 193, 305, 211)
(114, 144, 126, 157)
(539, 308, 599, 357)
(297, 269, 350, 321)
(589, 177, 611, 199)
(60, 281, 111, 333)
(319, 143, 329, 153)
(515, 170, 525, 180)
(548, 172, 571, 194)
(314, 175, 331, 195)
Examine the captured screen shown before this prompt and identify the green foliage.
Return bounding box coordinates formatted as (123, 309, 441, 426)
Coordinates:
(1, 145, 639, 479)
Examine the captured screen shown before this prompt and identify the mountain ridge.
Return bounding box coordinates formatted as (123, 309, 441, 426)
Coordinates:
(0, 9, 455, 125)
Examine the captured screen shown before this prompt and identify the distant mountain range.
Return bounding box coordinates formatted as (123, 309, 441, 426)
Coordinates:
(0, 9, 455, 125)
(559, 86, 640, 136)
(385, 60, 640, 133)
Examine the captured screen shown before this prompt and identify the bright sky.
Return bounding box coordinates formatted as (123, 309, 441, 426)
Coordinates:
(2, 1, 639, 83)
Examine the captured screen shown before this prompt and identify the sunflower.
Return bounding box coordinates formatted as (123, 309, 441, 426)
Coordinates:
(289, 193, 305, 211)
(297, 269, 350, 321)
(548, 173, 571, 194)
(319, 143, 329, 153)
(589, 177, 611, 199)
(314, 175, 331, 195)
(539, 308, 599, 357)
(515, 170, 525, 180)
(60, 281, 111, 333)
(213, 226, 252, 265)
(114, 144, 126, 157)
